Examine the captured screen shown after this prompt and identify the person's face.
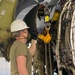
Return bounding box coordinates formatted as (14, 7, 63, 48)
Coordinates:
(21, 29, 29, 39)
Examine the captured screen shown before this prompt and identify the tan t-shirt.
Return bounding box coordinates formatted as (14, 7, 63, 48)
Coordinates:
(10, 40, 32, 75)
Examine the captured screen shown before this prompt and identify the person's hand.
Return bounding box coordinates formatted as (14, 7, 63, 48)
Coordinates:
(30, 30, 38, 40)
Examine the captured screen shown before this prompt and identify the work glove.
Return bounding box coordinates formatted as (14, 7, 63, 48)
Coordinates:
(29, 30, 38, 40)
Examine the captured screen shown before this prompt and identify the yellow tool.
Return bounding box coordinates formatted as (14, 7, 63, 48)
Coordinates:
(38, 26, 52, 43)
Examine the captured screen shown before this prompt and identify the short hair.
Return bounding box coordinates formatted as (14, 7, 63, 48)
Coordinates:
(12, 31, 20, 37)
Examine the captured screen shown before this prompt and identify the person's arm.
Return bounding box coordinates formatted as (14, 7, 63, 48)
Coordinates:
(17, 55, 29, 75)
(29, 39, 37, 56)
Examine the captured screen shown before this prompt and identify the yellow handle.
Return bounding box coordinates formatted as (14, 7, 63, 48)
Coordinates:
(38, 33, 52, 43)
(44, 34, 51, 43)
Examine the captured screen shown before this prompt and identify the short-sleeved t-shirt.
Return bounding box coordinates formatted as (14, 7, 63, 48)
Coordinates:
(10, 40, 32, 75)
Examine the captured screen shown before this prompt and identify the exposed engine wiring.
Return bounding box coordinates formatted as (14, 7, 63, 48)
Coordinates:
(70, 10, 75, 66)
